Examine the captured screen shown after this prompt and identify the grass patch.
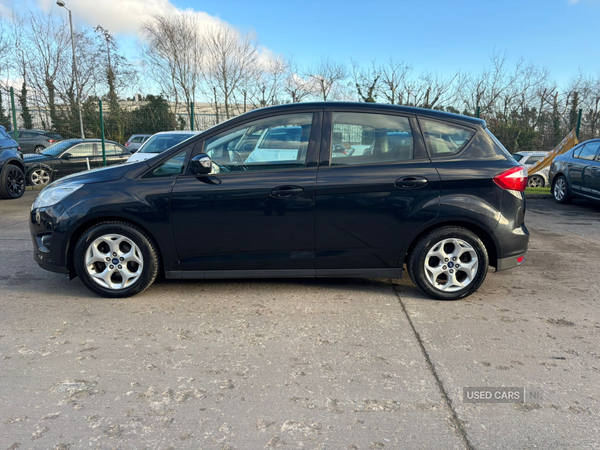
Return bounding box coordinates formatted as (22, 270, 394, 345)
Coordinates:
(525, 186, 551, 196)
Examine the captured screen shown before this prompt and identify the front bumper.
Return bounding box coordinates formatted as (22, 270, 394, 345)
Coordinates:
(30, 202, 75, 275)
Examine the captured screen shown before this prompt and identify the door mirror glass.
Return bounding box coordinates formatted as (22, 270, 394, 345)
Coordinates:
(190, 153, 213, 175)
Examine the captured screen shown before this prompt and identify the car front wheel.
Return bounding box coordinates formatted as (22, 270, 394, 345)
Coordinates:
(553, 175, 572, 204)
(407, 226, 489, 301)
(0, 165, 25, 199)
(74, 221, 159, 298)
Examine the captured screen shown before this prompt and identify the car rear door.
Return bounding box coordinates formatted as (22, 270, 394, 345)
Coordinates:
(314, 109, 441, 275)
(169, 110, 322, 275)
(569, 142, 600, 196)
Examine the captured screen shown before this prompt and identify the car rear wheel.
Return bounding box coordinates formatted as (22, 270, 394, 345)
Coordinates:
(74, 221, 159, 298)
(29, 167, 52, 187)
(407, 226, 489, 301)
(0, 165, 25, 199)
(553, 176, 572, 204)
(527, 175, 545, 188)
(34, 145, 45, 154)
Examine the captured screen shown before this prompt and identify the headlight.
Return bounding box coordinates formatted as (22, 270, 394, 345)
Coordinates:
(32, 184, 83, 210)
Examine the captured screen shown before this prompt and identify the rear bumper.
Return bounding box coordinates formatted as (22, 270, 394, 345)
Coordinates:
(496, 253, 526, 272)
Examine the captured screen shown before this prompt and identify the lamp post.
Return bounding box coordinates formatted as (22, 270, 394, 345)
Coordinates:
(56, 0, 85, 139)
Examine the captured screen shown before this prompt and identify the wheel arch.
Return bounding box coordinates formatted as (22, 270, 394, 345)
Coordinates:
(3, 158, 25, 174)
(400, 219, 499, 269)
(66, 216, 164, 279)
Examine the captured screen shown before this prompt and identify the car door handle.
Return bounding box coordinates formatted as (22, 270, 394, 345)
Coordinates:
(395, 176, 428, 189)
(271, 186, 304, 198)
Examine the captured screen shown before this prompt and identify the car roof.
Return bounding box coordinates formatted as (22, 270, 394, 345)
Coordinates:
(151, 131, 202, 136)
(515, 151, 549, 156)
(239, 102, 487, 127)
(60, 139, 122, 145)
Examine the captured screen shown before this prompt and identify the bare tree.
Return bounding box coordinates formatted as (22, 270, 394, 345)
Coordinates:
(379, 58, 411, 105)
(284, 61, 313, 103)
(306, 57, 347, 101)
(249, 55, 289, 108)
(203, 25, 259, 119)
(141, 12, 204, 118)
(352, 60, 380, 103)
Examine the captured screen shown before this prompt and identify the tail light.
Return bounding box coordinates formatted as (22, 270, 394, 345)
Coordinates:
(125, 142, 130, 147)
(48, 139, 56, 143)
(493, 166, 528, 192)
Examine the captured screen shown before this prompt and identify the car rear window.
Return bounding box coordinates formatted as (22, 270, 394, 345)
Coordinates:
(421, 119, 474, 157)
(139, 134, 194, 154)
(130, 136, 144, 143)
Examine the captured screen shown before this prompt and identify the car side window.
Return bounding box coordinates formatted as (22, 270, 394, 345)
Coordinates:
(329, 112, 414, 165)
(204, 113, 313, 172)
(526, 155, 544, 164)
(102, 144, 121, 156)
(575, 142, 600, 161)
(145, 150, 189, 178)
(68, 143, 97, 157)
(421, 119, 474, 157)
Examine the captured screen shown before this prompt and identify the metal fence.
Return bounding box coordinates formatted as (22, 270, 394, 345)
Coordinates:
(1, 85, 236, 188)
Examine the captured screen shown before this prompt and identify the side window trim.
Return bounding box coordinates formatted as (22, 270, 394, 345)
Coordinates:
(417, 117, 477, 159)
(319, 110, 425, 167)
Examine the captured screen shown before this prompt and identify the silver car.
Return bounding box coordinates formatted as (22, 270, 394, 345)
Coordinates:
(513, 151, 550, 187)
(125, 134, 151, 152)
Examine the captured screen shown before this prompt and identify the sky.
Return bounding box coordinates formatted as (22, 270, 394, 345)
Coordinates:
(2, 0, 600, 85)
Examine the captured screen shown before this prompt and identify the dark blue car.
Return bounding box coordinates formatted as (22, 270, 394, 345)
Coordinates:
(549, 139, 600, 203)
(0, 125, 25, 199)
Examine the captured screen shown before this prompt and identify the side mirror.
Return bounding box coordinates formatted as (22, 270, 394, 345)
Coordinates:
(189, 153, 213, 175)
(62, 153, 72, 160)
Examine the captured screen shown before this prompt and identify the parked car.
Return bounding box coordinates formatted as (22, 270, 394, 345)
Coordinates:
(8, 129, 63, 154)
(23, 139, 130, 187)
(125, 134, 151, 152)
(549, 139, 600, 203)
(0, 125, 25, 199)
(29, 102, 529, 300)
(127, 131, 200, 163)
(513, 151, 550, 187)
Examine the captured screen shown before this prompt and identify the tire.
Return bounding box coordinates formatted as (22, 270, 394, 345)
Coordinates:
(73, 221, 160, 298)
(28, 167, 52, 187)
(34, 145, 45, 154)
(0, 165, 26, 199)
(407, 226, 489, 301)
(552, 175, 572, 204)
(527, 175, 545, 188)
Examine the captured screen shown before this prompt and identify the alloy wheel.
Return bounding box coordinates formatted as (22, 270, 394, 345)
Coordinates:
(554, 178, 566, 201)
(85, 234, 144, 290)
(30, 168, 50, 186)
(527, 176, 544, 188)
(6, 166, 25, 197)
(424, 238, 479, 292)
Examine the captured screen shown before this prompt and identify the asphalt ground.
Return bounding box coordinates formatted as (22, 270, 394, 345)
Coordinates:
(1, 192, 599, 449)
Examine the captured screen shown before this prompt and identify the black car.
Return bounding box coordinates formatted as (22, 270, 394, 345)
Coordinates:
(0, 125, 25, 199)
(549, 139, 600, 203)
(8, 129, 63, 154)
(29, 102, 529, 300)
(24, 139, 131, 187)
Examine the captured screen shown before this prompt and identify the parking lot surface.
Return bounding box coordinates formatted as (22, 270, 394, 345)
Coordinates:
(1, 192, 599, 449)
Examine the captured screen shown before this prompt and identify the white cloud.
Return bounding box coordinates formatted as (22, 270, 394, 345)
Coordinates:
(34, 0, 227, 37)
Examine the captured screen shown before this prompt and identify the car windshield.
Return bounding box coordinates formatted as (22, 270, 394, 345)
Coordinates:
(138, 134, 194, 154)
(41, 140, 79, 156)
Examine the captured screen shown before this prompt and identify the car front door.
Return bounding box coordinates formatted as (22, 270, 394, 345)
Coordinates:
(569, 141, 600, 197)
(585, 142, 600, 198)
(314, 110, 441, 276)
(57, 143, 98, 178)
(169, 110, 322, 275)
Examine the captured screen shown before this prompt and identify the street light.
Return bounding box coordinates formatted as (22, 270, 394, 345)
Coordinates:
(56, 0, 85, 139)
